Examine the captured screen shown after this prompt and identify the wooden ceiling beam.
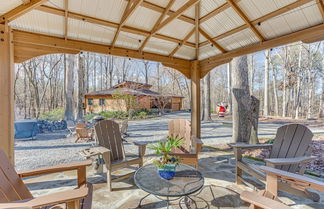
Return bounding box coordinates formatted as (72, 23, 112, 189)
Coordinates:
(226, 0, 265, 41)
(169, 28, 195, 57)
(64, 0, 68, 40)
(195, 3, 200, 58)
(125, 0, 195, 24)
(199, 28, 226, 53)
(36, 5, 196, 48)
(317, 0, 324, 20)
(0, 0, 47, 23)
(199, 0, 313, 47)
(154, 0, 200, 33)
(200, 23, 324, 68)
(112, 0, 143, 47)
(21, 0, 31, 5)
(12, 30, 191, 77)
(199, 0, 241, 23)
(139, 0, 175, 52)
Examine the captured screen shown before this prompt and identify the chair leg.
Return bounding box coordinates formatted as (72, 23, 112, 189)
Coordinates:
(67, 200, 80, 209)
(107, 168, 112, 192)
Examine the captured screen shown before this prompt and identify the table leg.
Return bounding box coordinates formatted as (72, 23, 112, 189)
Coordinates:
(137, 193, 151, 208)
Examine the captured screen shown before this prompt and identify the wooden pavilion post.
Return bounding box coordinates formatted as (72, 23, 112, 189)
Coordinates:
(0, 24, 14, 163)
(190, 60, 201, 138)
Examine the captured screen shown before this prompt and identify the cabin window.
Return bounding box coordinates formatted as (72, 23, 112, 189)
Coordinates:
(99, 98, 105, 106)
(88, 98, 93, 105)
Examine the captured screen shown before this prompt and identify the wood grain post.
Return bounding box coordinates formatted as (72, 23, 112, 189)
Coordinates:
(77, 166, 86, 187)
(0, 24, 14, 164)
(234, 148, 243, 184)
(190, 60, 201, 138)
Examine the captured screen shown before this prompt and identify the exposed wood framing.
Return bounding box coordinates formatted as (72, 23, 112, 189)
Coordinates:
(64, 0, 68, 40)
(12, 30, 191, 77)
(195, 3, 200, 58)
(190, 60, 201, 138)
(302, 33, 324, 43)
(36, 5, 196, 48)
(200, 0, 312, 47)
(199, 28, 226, 53)
(0, 24, 14, 163)
(153, 0, 200, 33)
(21, 0, 31, 4)
(199, 0, 241, 23)
(0, 0, 47, 23)
(139, 0, 175, 52)
(200, 23, 324, 68)
(169, 28, 195, 57)
(226, 0, 265, 41)
(200, 58, 232, 78)
(317, 0, 324, 20)
(112, 0, 143, 47)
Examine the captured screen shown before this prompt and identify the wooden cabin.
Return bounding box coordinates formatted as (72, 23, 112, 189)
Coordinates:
(84, 81, 183, 113)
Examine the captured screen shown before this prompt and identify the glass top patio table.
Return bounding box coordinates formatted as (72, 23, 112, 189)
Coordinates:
(134, 164, 204, 197)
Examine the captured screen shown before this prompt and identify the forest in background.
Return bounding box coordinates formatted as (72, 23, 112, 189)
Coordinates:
(14, 41, 324, 121)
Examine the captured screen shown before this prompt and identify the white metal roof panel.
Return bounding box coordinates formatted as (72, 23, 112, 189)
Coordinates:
(115, 31, 146, 50)
(199, 44, 222, 60)
(174, 45, 196, 60)
(0, 0, 21, 15)
(218, 28, 259, 51)
(200, 0, 227, 18)
(158, 18, 194, 40)
(125, 6, 160, 31)
(144, 37, 178, 55)
(10, 9, 64, 37)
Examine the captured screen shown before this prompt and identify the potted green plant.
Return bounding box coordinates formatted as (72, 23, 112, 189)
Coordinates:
(149, 136, 183, 180)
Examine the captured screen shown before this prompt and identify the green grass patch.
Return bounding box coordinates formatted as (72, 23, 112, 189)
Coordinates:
(39, 108, 64, 121)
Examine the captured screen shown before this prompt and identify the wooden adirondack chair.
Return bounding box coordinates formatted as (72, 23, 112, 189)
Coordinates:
(91, 120, 146, 191)
(75, 123, 93, 143)
(168, 119, 203, 168)
(241, 165, 324, 209)
(0, 149, 93, 209)
(230, 124, 316, 200)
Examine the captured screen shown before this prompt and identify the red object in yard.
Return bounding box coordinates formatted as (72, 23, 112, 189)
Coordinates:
(218, 105, 226, 117)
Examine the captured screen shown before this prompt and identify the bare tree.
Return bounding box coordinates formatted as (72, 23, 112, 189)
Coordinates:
(227, 62, 232, 113)
(77, 53, 85, 120)
(264, 49, 270, 116)
(64, 54, 75, 121)
(202, 72, 211, 121)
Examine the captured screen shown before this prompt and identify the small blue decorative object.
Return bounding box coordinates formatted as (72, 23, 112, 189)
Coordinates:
(158, 164, 176, 180)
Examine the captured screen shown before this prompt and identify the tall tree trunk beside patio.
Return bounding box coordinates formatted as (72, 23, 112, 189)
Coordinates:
(250, 96, 260, 144)
(231, 55, 252, 143)
(202, 72, 211, 121)
(227, 62, 232, 113)
(64, 54, 74, 121)
(319, 53, 324, 118)
(77, 54, 85, 120)
(264, 50, 270, 116)
(295, 44, 303, 119)
(248, 54, 254, 95)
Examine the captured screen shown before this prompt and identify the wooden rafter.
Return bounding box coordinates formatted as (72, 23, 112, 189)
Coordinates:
(112, 0, 143, 47)
(12, 30, 192, 77)
(154, 0, 200, 33)
(169, 28, 195, 57)
(64, 0, 68, 40)
(317, 0, 324, 20)
(199, 0, 313, 47)
(0, 0, 47, 23)
(139, 0, 175, 52)
(199, 28, 226, 53)
(226, 0, 265, 41)
(200, 23, 324, 69)
(36, 5, 196, 48)
(195, 3, 199, 59)
(21, 0, 31, 5)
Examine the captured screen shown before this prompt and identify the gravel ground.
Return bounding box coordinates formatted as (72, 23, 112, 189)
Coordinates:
(15, 111, 324, 171)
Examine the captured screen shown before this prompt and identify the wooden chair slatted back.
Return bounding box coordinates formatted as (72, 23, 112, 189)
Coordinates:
(76, 123, 87, 129)
(168, 119, 192, 153)
(269, 124, 313, 172)
(94, 120, 125, 161)
(0, 150, 32, 203)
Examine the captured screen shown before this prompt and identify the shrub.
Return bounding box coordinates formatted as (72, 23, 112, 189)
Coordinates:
(135, 111, 148, 119)
(99, 111, 128, 119)
(39, 108, 64, 121)
(84, 113, 98, 122)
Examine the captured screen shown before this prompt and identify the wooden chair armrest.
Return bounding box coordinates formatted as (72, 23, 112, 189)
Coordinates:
(264, 156, 316, 166)
(18, 160, 92, 178)
(0, 185, 89, 209)
(240, 191, 292, 209)
(260, 166, 324, 192)
(122, 139, 147, 147)
(228, 143, 273, 150)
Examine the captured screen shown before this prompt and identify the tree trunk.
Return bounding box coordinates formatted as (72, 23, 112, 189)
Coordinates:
(250, 96, 260, 144)
(264, 50, 270, 116)
(202, 72, 211, 121)
(109, 56, 114, 88)
(64, 54, 75, 121)
(231, 55, 251, 143)
(227, 62, 232, 113)
(77, 54, 85, 120)
(270, 62, 279, 116)
(283, 69, 287, 117)
(248, 54, 254, 95)
(319, 53, 324, 118)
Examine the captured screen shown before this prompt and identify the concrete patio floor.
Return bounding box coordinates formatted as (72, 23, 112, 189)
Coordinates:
(24, 146, 324, 209)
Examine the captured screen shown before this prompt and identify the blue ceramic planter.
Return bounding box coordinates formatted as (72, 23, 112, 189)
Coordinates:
(158, 164, 176, 180)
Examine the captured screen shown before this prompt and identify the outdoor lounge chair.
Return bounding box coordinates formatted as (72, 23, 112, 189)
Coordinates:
(230, 124, 316, 200)
(240, 165, 324, 209)
(81, 120, 146, 192)
(120, 119, 129, 137)
(168, 119, 203, 168)
(75, 123, 93, 143)
(0, 149, 93, 209)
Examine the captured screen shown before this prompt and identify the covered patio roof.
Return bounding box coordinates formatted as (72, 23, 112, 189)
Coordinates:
(0, 0, 324, 162)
